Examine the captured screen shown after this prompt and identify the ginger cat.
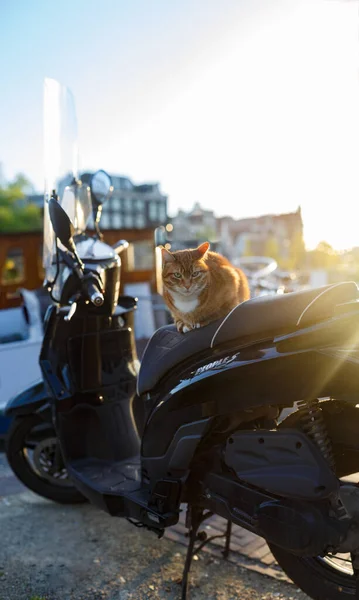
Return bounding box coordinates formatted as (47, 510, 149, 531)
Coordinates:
(161, 242, 250, 333)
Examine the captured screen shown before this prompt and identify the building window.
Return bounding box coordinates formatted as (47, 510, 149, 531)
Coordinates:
(112, 197, 121, 210)
(124, 214, 133, 228)
(135, 198, 144, 211)
(1, 247, 25, 284)
(149, 202, 158, 222)
(101, 213, 111, 229)
(124, 197, 132, 213)
(135, 214, 146, 228)
(112, 214, 123, 229)
(158, 202, 167, 222)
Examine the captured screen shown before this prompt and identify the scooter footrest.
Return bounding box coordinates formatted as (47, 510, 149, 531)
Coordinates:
(69, 457, 142, 494)
(67, 456, 179, 530)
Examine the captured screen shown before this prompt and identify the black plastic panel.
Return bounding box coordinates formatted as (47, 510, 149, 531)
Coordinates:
(141, 418, 211, 480)
(67, 328, 136, 392)
(202, 472, 345, 556)
(256, 500, 342, 555)
(137, 320, 221, 395)
(225, 429, 339, 500)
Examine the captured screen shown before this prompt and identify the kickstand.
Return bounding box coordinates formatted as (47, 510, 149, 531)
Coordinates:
(181, 506, 203, 600)
(223, 519, 232, 559)
(181, 508, 233, 599)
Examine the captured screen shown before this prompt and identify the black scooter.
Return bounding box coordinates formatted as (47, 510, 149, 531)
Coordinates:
(8, 173, 359, 600)
(4, 170, 138, 504)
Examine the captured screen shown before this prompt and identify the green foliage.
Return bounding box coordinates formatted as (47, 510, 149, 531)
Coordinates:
(306, 241, 340, 269)
(0, 173, 42, 233)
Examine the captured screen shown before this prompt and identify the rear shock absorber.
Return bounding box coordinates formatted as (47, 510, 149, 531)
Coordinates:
(297, 399, 335, 469)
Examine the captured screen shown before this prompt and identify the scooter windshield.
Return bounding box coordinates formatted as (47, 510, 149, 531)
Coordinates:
(43, 78, 92, 281)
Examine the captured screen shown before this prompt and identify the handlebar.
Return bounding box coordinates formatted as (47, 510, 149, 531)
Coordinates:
(112, 240, 129, 255)
(83, 279, 104, 306)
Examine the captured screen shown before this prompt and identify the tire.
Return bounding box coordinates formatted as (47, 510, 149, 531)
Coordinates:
(6, 414, 86, 504)
(268, 403, 359, 600)
(268, 544, 355, 600)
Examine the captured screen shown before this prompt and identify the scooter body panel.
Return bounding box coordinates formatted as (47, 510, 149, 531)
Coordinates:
(141, 337, 359, 463)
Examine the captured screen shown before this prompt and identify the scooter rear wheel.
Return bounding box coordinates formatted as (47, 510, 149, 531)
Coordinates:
(268, 406, 359, 599)
(6, 414, 86, 504)
(269, 542, 357, 600)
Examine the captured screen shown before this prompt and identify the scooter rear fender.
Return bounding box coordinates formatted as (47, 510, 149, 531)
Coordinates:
(5, 379, 50, 418)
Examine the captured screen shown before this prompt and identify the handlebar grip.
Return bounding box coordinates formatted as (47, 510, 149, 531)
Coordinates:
(112, 240, 129, 255)
(84, 280, 104, 306)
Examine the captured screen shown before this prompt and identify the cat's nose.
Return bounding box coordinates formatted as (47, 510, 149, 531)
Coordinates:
(184, 283, 191, 290)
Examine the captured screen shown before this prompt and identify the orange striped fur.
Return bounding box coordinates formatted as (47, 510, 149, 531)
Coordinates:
(161, 242, 250, 333)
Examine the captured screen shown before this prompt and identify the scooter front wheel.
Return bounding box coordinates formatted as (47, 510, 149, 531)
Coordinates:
(6, 414, 86, 504)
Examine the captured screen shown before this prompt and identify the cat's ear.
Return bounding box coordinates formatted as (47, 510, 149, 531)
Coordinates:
(196, 242, 210, 258)
(161, 246, 175, 263)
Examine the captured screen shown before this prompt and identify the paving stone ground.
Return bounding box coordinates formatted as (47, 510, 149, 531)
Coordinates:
(0, 452, 282, 584)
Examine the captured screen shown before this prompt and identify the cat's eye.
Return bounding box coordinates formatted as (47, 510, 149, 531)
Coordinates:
(173, 272, 182, 279)
(192, 271, 200, 278)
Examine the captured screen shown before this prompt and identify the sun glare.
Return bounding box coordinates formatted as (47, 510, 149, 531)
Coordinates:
(105, 0, 359, 251)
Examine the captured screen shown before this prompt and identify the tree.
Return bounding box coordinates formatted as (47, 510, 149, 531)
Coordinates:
(0, 174, 42, 233)
(306, 241, 340, 269)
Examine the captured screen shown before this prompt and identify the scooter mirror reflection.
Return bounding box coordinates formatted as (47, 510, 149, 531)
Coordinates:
(48, 196, 76, 253)
(90, 170, 113, 206)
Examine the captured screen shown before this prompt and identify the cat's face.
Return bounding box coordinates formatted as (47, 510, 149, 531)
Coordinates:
(162, 242, 210, 297)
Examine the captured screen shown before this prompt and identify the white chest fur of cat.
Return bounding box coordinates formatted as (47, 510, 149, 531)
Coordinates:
(170, 291, 199, 314)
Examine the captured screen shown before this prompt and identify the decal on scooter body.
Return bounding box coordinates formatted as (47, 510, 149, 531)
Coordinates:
(192, 354, 238, 376)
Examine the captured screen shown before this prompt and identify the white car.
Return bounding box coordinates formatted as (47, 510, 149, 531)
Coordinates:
(0, 289, 45, 419)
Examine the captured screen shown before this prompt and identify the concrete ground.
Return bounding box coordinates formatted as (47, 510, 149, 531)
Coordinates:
(0, 480, 311, 600)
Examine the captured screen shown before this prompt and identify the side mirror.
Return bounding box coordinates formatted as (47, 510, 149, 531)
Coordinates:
(90, 170, 113, 206)
(48, 196, 77, 254)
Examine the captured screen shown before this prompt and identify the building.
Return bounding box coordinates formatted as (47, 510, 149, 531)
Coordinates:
(84, 175, 168, 231)
(170, 202, 217, 243)
(27, 173, 168, 231)
(168, 203, 303, 266)
(218, 207, 304, 265)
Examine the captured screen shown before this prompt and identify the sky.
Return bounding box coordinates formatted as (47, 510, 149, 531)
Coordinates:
(1, 0, 359, 250)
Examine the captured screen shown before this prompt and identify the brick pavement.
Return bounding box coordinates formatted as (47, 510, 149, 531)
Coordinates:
(166, 506, 287, 582)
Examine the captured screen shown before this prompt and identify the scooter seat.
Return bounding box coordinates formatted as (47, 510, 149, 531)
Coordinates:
(137, 282, 358, 395)
(211, 281, 358, 348)
(137, 318, 222, 395)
